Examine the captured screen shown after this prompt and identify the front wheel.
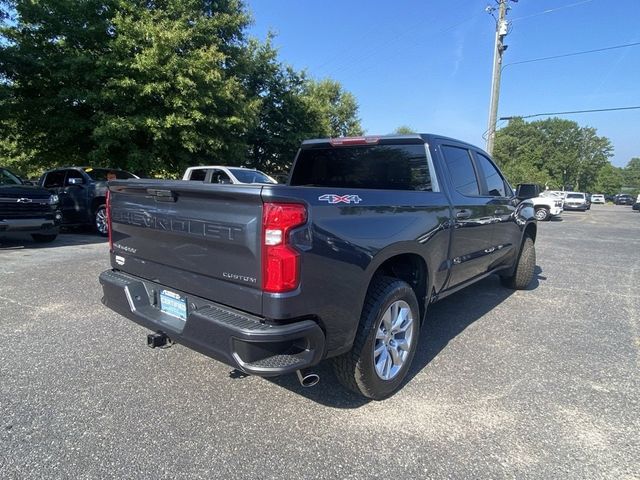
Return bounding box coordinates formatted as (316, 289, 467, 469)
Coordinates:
(500, 236, 536, 290)
(94, 205, 108, 236)
(333, 276, 420, 400)
(534, 207, 550, 221)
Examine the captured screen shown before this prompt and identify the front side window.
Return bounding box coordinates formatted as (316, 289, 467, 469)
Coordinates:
(290, 144, 432, 191)
(441, 146, 479, 196)
(476, 153, 506, 197)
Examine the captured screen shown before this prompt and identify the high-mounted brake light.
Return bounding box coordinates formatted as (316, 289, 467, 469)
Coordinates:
(329, 136, 380, 146)
(262, 202, 307, 293)
(106, 189, 113, 252)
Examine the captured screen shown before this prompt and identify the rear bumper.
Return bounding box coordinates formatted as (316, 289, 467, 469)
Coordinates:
(0, 217, 59, 233)
(99, 269, 325, 376)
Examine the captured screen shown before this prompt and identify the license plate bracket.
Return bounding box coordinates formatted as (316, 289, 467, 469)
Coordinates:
(159, 289, 187, 321)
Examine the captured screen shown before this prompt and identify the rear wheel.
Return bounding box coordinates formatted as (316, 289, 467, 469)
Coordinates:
(534, 207, 550, 221)
(31, 233, 57, 243)
(333, 276, 420, 400)
(500, 236, 535, 290)
(94, 205, 108, 236)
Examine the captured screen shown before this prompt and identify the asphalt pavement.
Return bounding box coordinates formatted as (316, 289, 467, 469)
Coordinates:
(1, 206, 638, 479)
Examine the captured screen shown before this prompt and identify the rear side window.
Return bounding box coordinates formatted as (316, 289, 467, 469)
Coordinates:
(210, 169, 232, 184)
(188, 169, 208, 181)
(441, 146, 480, 196)
(290, 144, 432, 191)
(475, 153, 506, 197)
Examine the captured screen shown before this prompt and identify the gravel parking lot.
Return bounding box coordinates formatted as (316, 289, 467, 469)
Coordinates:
(1, 205, 638, 479)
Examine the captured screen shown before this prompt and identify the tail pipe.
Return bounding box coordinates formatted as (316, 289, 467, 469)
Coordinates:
(296, 369, 320, 388)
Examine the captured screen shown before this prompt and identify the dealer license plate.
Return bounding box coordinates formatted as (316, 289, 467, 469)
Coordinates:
(159, 289, 187, 321)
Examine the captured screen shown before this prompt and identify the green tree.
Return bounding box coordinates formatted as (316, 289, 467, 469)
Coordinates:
(493, 117, 613, 191)
(92, 0, 256, 175)
(393, 125, 416, 134)
(303, 78, 362, 139)
(594, 163, 623, 195)
(1, 1, 363, 177)
(242, 38, 362, 174)
(622, 157, 640, 189)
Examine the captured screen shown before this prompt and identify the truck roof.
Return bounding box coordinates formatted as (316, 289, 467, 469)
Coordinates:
(301, 134, 486, 153)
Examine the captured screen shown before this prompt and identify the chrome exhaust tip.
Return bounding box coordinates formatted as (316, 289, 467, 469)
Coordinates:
(296, 369, 320, 387)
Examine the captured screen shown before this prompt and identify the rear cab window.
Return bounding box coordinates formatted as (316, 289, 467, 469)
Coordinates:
(290, 143, 437, 191)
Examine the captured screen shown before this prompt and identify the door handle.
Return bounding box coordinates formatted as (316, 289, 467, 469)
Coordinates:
(455, 209, 471, 220)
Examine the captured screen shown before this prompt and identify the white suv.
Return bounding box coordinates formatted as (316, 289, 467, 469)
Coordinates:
(563, 192, 589, 211)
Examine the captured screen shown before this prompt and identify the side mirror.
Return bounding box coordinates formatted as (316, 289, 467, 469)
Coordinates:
(516, 183, 540, 200)
(67, 177, 84, 186)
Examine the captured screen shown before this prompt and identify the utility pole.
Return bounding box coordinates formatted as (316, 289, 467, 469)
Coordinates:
(486, 0, 511, 155)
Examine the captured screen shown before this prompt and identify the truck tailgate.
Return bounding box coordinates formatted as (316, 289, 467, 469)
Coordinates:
(108, 180, 263, 314)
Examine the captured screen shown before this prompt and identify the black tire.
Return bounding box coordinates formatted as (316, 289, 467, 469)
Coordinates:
(332, 276, 421, 400)
(31, 233, 58, 243)
(534, 207, 549, 221)
(94, 204, 108, 236)
(500, 236, 535, 290)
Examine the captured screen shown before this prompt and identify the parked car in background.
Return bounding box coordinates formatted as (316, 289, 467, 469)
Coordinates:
(530, 189, 563, 221)
(590, 194, 605, 204)
(39, 167, 137, 236)
(563, 192, 589, 211)
(1, 167, 61, 242)
(614, 194, 635, 205)
(183, 166, 277, 184)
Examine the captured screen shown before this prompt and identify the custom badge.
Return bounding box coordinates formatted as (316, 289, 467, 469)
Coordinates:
(318, 194, 362, 204)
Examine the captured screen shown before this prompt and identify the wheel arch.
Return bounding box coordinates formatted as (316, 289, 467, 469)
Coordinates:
(524, 221, 537, 243)
(364, 251, 429, 323)
(91, 196, 106, 215)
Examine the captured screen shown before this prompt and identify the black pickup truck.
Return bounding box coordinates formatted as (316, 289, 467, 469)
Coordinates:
(99, 134, 537, 399)
(0, 167, 61, 242)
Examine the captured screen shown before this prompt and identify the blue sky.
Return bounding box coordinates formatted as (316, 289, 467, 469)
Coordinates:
(245, 0, 640, 167)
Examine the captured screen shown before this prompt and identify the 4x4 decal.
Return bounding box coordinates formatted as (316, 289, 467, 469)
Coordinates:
(318, 194, 362, 204)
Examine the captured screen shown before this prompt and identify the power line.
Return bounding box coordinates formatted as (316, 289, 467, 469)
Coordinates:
(502, 41, 640, 70)
(500, 105, 640, 120)
(510, 0, 595, 22)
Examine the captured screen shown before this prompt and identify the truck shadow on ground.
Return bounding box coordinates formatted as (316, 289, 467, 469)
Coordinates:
(259, 266, 544, 408)
(0, 229, 106, 250)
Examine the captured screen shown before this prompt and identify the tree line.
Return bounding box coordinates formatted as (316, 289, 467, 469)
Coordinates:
(1, 1, 638, 192)
(0, 0, 362, 178)
(493, 117, 639, 195)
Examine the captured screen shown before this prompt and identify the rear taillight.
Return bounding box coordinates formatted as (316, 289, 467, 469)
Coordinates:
(262, 202, 307, 293)
(106, 189, 113, 252)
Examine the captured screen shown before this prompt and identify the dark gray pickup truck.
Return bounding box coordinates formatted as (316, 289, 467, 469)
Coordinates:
(99, 134, 537, 399)
(1, 167, 61, 242)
